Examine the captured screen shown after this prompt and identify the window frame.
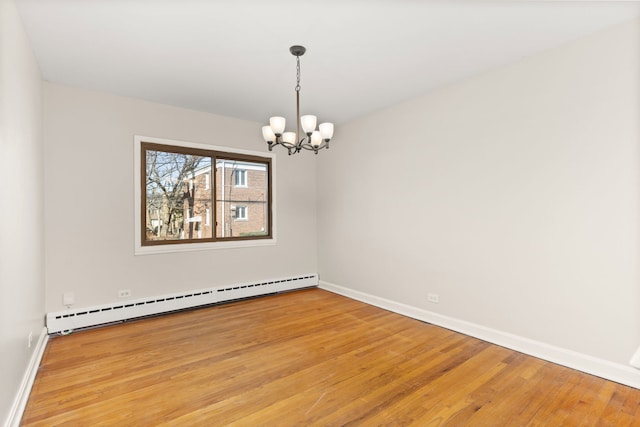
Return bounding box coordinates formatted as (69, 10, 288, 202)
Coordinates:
(234, 169, 247, 187)
(134, 136, 276, 255)
(234, 205, 248, 221)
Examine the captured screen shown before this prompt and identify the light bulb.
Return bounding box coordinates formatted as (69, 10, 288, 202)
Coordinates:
(301, 115, 317, 135)
(269, 116, 286, 135)
(311, 131, 322, 147)
(262, 126, 276, 142)
(282, 132, 296, 144)
(319, 123, 334, 140)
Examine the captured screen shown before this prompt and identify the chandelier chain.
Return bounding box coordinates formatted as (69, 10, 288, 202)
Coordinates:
(295, 56, 301, 92)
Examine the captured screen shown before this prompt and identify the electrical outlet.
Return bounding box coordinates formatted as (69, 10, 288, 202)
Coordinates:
(428, 293, 440, 304)
(63, 292, 75, 306)
(28, 331, 33, 348)
(118, 289, 132, 298)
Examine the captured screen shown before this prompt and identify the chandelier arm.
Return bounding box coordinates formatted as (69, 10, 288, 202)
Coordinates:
(298, 140, 329, 153)
(278, 139, 298, 151)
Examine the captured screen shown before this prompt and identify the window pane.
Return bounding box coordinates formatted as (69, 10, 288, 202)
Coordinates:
(216, 159, 269, 238)
(145, 149, 213, 241)
(234, 169, 247, 187)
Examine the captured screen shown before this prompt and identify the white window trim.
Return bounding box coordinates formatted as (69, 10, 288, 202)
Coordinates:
(234, 169, 248, 188)
(218, 160, 265, 172)
(134, 135, 276, 255)
(234, 206, 248, 221)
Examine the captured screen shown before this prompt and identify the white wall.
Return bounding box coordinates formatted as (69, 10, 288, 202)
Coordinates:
(44, 84, 317, 311)
(0, 0, 45, 423)
(318, 19, 640, 368)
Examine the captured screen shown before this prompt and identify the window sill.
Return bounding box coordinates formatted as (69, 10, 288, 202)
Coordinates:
(135, 237, 276, 255)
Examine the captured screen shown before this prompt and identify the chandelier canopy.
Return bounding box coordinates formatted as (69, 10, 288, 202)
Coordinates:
(262, 45, 334, 155)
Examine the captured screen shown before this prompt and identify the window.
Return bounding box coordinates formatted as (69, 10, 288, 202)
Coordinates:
(136, 137, 273, 254)
(234, 169, 247, 187)
(235, 206, 247, 221)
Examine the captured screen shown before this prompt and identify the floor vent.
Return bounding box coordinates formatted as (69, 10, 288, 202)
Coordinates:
(46, 274, 318, 334)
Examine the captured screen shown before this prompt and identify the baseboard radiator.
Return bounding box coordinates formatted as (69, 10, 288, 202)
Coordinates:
(46, 273, 318, 334)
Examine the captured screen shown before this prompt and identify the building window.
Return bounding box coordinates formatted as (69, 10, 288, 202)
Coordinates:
(137, 137, 273, 253)
(235, 206, 247, 221)
(234, 169, 247, 187)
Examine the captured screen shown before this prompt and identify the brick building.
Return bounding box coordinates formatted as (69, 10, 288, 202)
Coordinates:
(183, 160, 268, 239)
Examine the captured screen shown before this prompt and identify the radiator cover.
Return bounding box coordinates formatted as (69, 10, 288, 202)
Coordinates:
(46, 274, 318, 334)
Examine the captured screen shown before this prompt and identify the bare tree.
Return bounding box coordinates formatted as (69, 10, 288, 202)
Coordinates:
(145, 150, 206, 240)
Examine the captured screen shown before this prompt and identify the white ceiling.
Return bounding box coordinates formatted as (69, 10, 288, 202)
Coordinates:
(16, 0, 640, 126)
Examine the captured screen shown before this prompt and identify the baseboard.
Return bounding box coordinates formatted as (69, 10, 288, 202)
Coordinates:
(630, 345, 640, 369)
(4, 327, 48, 427)
(319, 280, 640, 389)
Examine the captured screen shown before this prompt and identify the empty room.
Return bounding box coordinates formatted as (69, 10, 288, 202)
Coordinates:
(2, 0, 640, 425)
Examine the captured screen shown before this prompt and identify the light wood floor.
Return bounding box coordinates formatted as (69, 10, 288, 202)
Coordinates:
(22, 288, 640, 426)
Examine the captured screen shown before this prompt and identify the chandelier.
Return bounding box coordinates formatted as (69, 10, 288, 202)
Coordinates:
(261, 45, 334, 155)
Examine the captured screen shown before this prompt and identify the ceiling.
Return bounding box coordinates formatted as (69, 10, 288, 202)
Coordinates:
(16, 0, 640, 126)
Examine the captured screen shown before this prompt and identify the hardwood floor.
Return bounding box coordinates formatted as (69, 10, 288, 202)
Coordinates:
(22, 288, 640, 426)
